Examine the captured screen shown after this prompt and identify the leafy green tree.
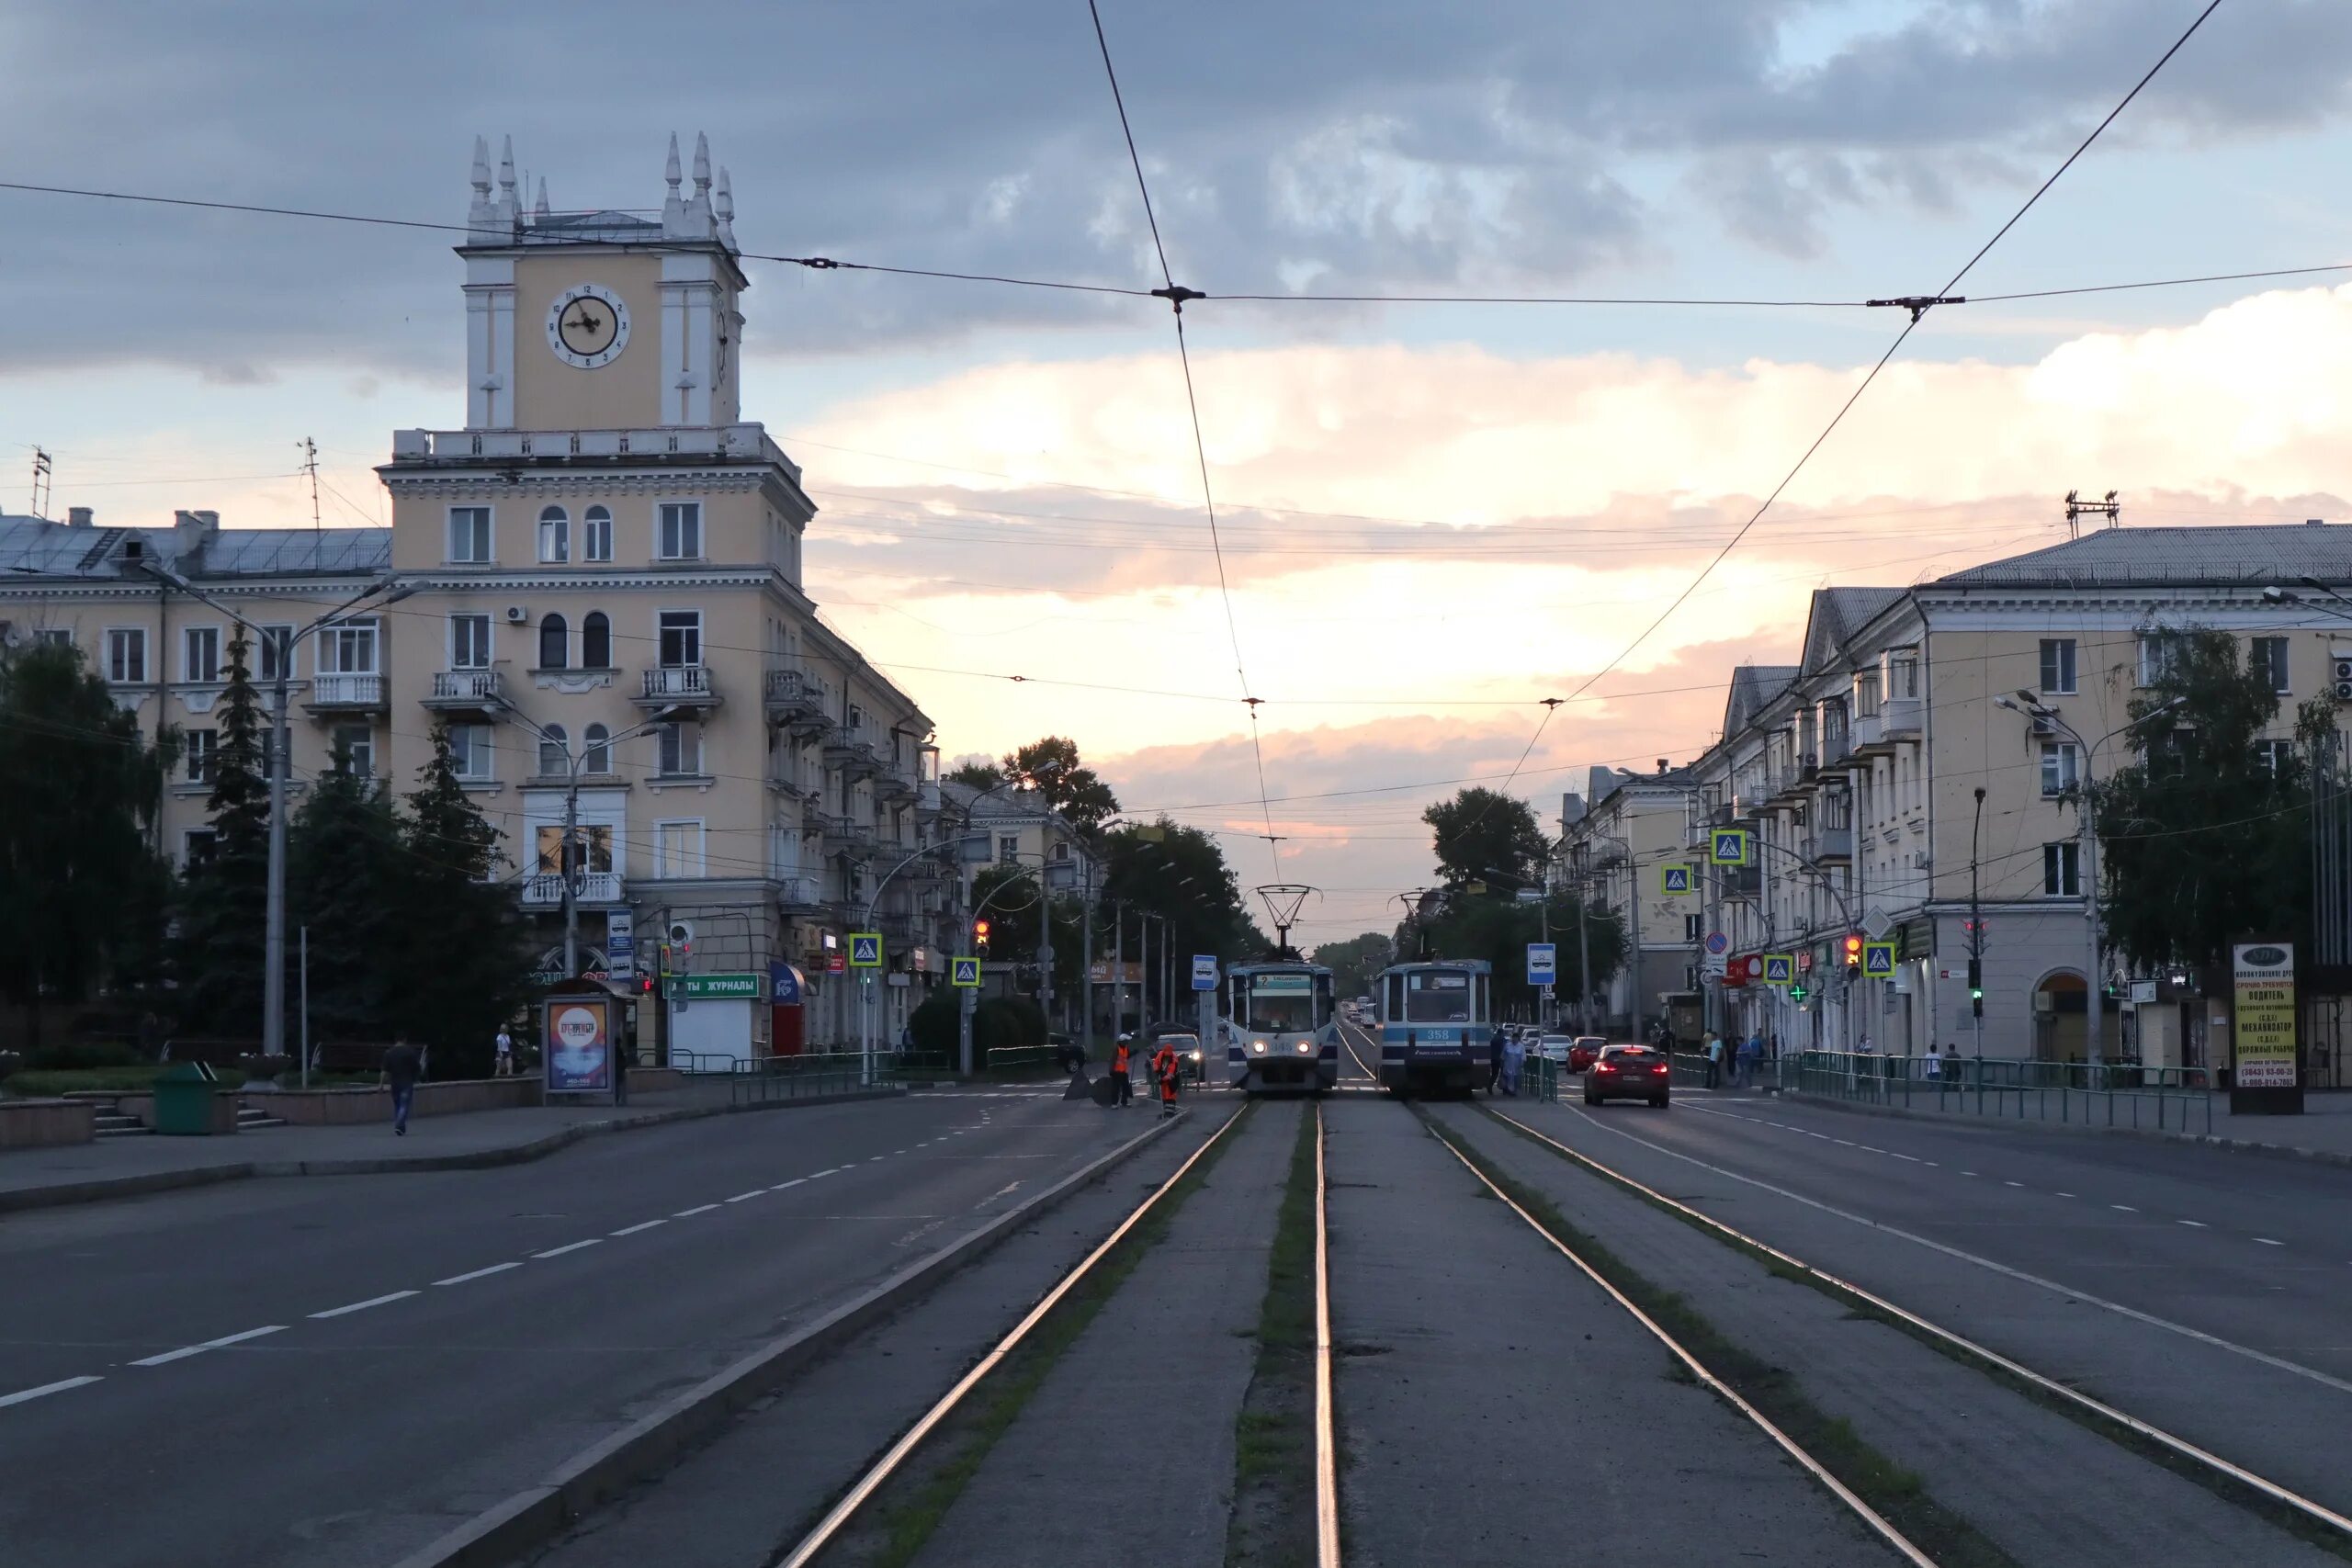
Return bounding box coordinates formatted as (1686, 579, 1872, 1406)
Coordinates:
(1422, 787, 1550, 889)
(0, 641, 175, 1049)
(2096, 627, 2313, 986)
(944, 758, 1001, 790)
(288, 747, 402, 1043)
(994, 736, 1121, 831)
(1408, 888, 1623, 1023)
(389, 722, 536, 1075)
(1310, 932, 1395, 997)
(175, 629, 273, 1034)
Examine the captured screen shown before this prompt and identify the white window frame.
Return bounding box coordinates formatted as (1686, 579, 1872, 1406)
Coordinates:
(2251, 636, 2290, 695)
(537, 613, 569, 671)
(2039, 740, 2081, 798)
(2256, 738, 2294, 775)
(449, 723, 495, 782)
(656, 720, 703, 777)
(2042, 840, 2081, 898)
(332, 724, 375, 779)
(581, 610, 612, 669)
(582, 723, 611, 774)
(181, 625, 221, 684)
(256, 624, 295, 682)
(537, 723, 570, 779)
(33, 626, 71, 649)
(998, 833, 1019, 863)
(537, 505, 570, 564)
(447, 505, 493, 564)
(449, 614, 492, 671)
(657, 609, 702, 668)
(2039, 638, 2077, 696)
(320, 618, 378, 675)
(105, 626, 147, 684)
(652, 818, 707, 879)
(583, 505, 614, 563)
(183, 728, 218, 784)
(2137, 633, 2179, 688)
(656, 500, 703, 561)
(183, 828, 219, 869)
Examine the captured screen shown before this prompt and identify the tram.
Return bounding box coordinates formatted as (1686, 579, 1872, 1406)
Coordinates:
(1372, 958, 1496, 1096)
(1216, 961, 1340, 1094)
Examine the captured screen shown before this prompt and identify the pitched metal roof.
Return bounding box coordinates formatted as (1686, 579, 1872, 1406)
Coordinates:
(1932, 524, 2352, 589)
(1723, 663, 1798, 736)
(0, 517, 389, 581)
(1799, 585, 1906, 674)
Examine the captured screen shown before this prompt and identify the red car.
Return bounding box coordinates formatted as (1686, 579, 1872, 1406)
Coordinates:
(1584, 1043, 1671, 1108)
(1566, 1036, 1608, 1073)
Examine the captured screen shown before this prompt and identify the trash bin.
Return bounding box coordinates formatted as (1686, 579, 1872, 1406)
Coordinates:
(152, 1060, 226, 1135)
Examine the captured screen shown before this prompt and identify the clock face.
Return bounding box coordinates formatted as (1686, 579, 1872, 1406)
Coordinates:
(548, 285, 630, 369)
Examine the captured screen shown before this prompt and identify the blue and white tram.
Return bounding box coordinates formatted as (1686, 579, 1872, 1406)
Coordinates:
(1373, 959, 1497, 1096)
(1216, 962, 1340, 1094)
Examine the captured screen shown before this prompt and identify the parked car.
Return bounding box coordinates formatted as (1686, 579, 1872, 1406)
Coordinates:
(1534, 1033, 1575, 1063)
(1584, 1043, 1671, 1108)
(1566, 1036, 1608, 1072)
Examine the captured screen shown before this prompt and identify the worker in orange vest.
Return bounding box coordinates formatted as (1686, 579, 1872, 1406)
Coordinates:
(1110, 1037, 1135, 1107)
(1151, 1040, 1181, 1119)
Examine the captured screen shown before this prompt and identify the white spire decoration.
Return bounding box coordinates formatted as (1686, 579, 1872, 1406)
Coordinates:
(714, 166, 736, 248)
(665, 132, 682, 196)
(692, 132, 711, 196)
(497, 135, 515, 199)
(534, 175, 549, 220)
(469, 135, 491, 198)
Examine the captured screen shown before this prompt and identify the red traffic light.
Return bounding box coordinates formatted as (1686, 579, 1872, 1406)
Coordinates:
(1842, 933, 1864, 964)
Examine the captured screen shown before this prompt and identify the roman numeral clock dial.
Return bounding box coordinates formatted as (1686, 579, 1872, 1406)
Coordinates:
(548, 284, 630, 368)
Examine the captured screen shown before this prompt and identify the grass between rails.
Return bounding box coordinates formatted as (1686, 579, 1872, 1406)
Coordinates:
(1223, 1103, 1319, 1568)
(807, 1103, 1252, 1568)
(1479, 1106, 2352, 1566)
(1419, 1109, 2018, 1568)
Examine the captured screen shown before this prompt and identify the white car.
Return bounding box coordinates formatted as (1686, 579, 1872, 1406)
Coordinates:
(1534, 1033, 1575, 1063)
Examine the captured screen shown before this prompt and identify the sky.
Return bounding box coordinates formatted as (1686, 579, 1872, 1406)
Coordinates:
(6, 0, 2352, 943)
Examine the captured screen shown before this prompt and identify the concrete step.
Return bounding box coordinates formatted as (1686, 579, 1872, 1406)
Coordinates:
(234, 1105, 285, 1129)
(94, 1114, 149, 1136)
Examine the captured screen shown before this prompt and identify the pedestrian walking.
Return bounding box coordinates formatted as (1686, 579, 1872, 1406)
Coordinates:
(381, 1036, 423, 1136)
(1501, 1028, 1526, 1098)
(1703, 1031, 1724, 1089)
(493, 1026, 514, 1077)
(1924, 1043, 1944, 1078)
(1489, 1029, 1507, 1095)
(1111, 1036, 1135, 1107)
(1151, 1039, 1182, 1120)
(1736, 1031, 1761, 1089)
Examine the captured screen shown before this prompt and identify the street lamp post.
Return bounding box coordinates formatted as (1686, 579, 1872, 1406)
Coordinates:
(138, 561, 413, 1069)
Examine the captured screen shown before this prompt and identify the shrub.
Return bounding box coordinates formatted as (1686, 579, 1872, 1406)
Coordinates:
(25, 1040, 138, 1071)
(973, 997, 1047, 1055)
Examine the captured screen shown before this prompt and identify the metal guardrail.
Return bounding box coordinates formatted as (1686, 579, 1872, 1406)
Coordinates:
(1786, 1051, 2212, 1134)
(728, 1053, 866, 1105)
(984, 1045, 1057, 1076)
(1522, 1055, 1560, 1103)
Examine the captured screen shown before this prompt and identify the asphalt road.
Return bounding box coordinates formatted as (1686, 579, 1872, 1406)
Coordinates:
(1512, 1085, 2352, 1516)
(0, 1087, 1146, 1568)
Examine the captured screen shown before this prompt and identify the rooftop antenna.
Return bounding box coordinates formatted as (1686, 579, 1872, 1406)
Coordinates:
(1256, 884, 1317, 961)
(28, 447, 50, 520)
(299, 436, 322, 538)
(2063, 489, 2120, 540)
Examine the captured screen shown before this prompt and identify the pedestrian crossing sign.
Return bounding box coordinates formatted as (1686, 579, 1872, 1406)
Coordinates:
(850, 932, 882, 968)
(1763, 953, 1794, 986)
(951, 955, 981, 987)
(1660, 863, 1696, 896)
(1862, 940, 1897, 978)
(1710, 828, 1751, 866)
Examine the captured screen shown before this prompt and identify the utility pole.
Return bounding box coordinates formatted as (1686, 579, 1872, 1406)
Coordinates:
(29, 446, 51, 520)
(300, 436, 322, 537)
(1970, 785, 1986, 1057)
(1575, 846, 1593, 1033)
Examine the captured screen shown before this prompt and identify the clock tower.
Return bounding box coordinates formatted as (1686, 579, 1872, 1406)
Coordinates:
(458, 132, 745, 432)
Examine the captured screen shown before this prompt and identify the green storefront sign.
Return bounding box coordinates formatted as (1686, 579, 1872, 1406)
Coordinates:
(678, 973, 762, 1000)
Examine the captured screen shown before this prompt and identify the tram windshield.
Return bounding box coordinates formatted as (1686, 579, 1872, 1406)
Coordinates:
(1403, 971, 1474, 1023)
(1246, 973, 1319, 1033)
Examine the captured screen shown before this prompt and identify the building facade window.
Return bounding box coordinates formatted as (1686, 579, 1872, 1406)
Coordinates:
(2042, 840, 2081, 897)
(581, 611, 611, 668)
(333, 725, 374, 778)
(449, 723, 494, 781)
(33, 626, 71, 649)
(1887, 650, 1919, 701)
(105, 627, 146, 684)
(2039, 638, 2077, 695)
(658, 610, 701, 667)
(320, 620, 376, 674)
(657, 502, 702, 560)
(1683, 912, 1703, 942)
(450, 614, 492, 669)
(999, 833, 1019, 863)
(182, 626, 220, 683)
(2137, 633, 2179, 687)
(2040, 740, 2082, 797)
(538, 613, 568, 670)
(257, 625, 294, 682)
(537, 724, 569, 778)
(582, 723, 610, 773)
(2250, 636, 2290, 694)
(184, 828, 218, 869)
(583, 505, 613, 562)
(2256, 738, 2295, 774)
(537, 505, 570, 563)
(653, 819, 706, 879)
(184, 728, 218, 784)
(448, 506, 492, 563)
(656, 721, 703, 776)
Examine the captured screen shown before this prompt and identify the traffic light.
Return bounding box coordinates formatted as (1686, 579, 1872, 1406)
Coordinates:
(1967, 958, 1984, 1019)
(973, 917, 991, 953)
(1842, 933, 1864, 971)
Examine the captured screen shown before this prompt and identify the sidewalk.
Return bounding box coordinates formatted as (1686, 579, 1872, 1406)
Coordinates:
(0, 1079, 899, 1213)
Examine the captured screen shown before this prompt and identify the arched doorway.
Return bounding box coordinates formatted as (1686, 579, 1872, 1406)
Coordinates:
(2033, 970, 2086, 1060)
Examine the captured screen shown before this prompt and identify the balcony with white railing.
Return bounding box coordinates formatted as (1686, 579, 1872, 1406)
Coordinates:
(519, 870, 624, 907)
(303, 672, 387, 714)
(763, 666, 833, 732)
(389, 423, 799, 481)
(776, 874, 826, 910)
(1881, 694, 1923, 743)
(638, 664, 719, 709)
(424, 669, 503, 711)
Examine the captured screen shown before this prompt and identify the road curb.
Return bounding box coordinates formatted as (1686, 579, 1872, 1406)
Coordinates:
(0, 1087, 908, 1214)
(1779, 1089, 2352, 1171)
(384, 1106, 1196, 1568)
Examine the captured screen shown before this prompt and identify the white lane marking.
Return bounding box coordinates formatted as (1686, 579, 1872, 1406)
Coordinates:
(0, 1375, 102, 1408)
(674, 1203, 720, 1217)
(2056, 1191, 2075, 1198)
(1962, 1170, 1979, 1177)
(2256, 1237, 2286, 1247)
(1860, 1145, 1886, 1155)
(1924, 1161, 1940, 1168)
(130, 1325, 284, 1368)
(435, 1261, 523, 1287)
(726, 1190, 764, 1203)
(611, 1219, 668, 1236)
(533, 1239, 603, 1258)
(772, 1178, 808, 1190)
(2178, 1220, 2208, 1228)
(809, 1167, 841, 1177)
(1890, 1153, 1922, 1163)
(308, 1290, 418, 1320)
(868, 1156, 888, 1163)
(2004, 1180, 2024, 1188)
(2111, 1204, 2138, 1213)
(1565, 1106, 2352, 1397)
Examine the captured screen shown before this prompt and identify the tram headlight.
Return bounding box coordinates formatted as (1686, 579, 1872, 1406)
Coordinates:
(1295, 1040, 1314, 1055)
(1250, 1040, 1269, 1055)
